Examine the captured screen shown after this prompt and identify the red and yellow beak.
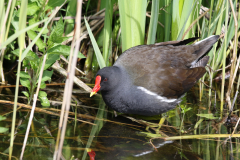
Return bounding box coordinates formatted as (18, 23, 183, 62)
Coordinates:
(90, 75, 101, 97)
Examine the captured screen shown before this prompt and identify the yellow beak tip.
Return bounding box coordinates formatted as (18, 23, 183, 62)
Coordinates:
(90, 92, 96, 97)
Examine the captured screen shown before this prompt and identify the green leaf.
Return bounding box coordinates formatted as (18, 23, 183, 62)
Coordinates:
(40, 82, 46, 89)
(27, 30, 46, 51)
(0, 18, 48, 50)
(19, 71, 31, 79)
(22, 91, 29, 98)
(36, 27, 49, 34)
(180, 105, 192, 114)
(0, 127, 8, 133)
(65, 0, 77, 34)
(38, 91, 47, 97)
(196, 114, 218, 120)
(25, 51, 40, 70)
(30, 60, 40, 71)
(11, 49, 20, 56)
(44, 54, 60, 70)
(28, 18, 38, 31)
(13, 49, 40, 70)
(39, 96, 50, 107)
(47, 45, 85, 58)
(27, 2, 40, 15)
(20, 78, 31, 91)
(21, 8, 62, 61)
(40, 70, 53, 82)
(48, 17, 64, 45)
(11, 13, 19, 31)
(48, 0, 66, 8)
(26, 52, 39, 61)
(22, 59, 31, 70)
(0, 115, 6, 121)
(12, 49, 39, 60)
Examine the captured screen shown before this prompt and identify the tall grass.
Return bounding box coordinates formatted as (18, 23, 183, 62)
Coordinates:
(10, 1, 28, 159)
(0, 0, 239, 159)
(118, 0, 147, 51)
(147, 0, 159, 44)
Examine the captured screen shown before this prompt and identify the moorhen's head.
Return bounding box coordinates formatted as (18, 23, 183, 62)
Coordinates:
(90, 66, 121, 96)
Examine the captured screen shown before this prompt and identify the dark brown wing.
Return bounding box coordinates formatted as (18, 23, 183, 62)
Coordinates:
(132, 66, 206, 98)
(114, 36, 218, 98)
(158, 67, 206, 98)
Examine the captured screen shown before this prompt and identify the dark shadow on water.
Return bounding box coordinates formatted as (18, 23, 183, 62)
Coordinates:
(95, 116, 201, 160)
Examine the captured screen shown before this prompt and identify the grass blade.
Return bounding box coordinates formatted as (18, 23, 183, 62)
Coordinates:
(10, 1, 28, 159)
(84, 17, 106, 69)
(102, 0, 113, 66)
(147, 0, 159, 44)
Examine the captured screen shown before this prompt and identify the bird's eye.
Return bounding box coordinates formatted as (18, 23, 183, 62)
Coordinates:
(104, 78, 108, 82)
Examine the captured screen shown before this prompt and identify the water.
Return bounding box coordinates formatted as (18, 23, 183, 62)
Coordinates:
(0, 83, 239, 160)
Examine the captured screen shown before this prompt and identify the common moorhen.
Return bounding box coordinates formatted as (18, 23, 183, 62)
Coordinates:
(90, 35, 219, 116)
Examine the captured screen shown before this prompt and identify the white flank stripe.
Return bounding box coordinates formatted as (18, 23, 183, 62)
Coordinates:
(137, 86, 177, 103)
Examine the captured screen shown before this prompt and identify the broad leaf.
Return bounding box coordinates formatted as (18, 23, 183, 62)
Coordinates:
(40, 82, 46, 89)
(27, 2, 40, 15)
(22, 91, 29, 98)
(19, 71, 31, 79)
(38, 91, 47, 97)
(39, 96, 50, 107)
(12, 49, 39, 61)
(0, 127, 8, 133)
(47, 45, 85, 58)
(48, 17, 64, 45)
(27, 30, 46, 51)
(48, 0, 66, 8)
(20, 78, 31, 91)
(44, 54, 60, 70)
(0, 116, 6, 121)
(40, 70, 53, 82)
